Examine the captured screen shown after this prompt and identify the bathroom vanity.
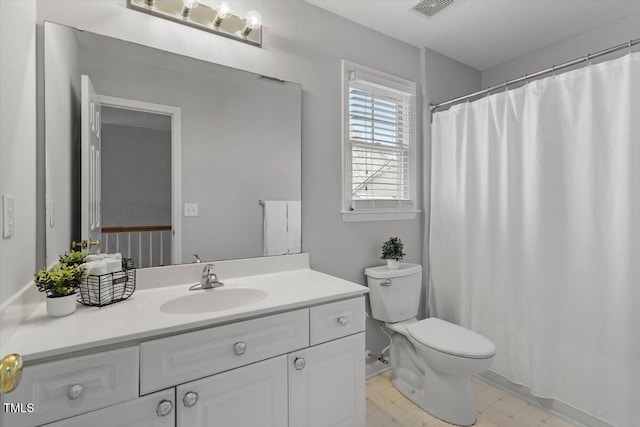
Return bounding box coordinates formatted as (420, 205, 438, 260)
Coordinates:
(0, 254, 368, 427)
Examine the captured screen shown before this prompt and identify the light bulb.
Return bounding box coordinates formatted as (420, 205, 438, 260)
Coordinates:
(241, 11, 262, 37)
(181, 0, 199, 17)
(213, 2, 233, 26)
(245, 11, 262, 30)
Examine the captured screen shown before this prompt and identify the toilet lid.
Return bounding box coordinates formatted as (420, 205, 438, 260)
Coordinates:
(407, 318, 496, 359)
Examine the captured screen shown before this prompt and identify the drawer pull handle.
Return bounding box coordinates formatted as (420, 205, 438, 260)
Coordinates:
(294, 357, 306, 371)
(156, 399, 174, 417)
(381, 279, 392, 286)
(233, 342, 247, 356)
(68, 384, 83, 400)
(183, 391, 199, 408)
(338, 316, 348, 326)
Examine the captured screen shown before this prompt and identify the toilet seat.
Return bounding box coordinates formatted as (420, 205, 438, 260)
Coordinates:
(407, 318, 495, 359)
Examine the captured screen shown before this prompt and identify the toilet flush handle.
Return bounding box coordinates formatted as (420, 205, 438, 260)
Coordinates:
(381, 279, 392, 286)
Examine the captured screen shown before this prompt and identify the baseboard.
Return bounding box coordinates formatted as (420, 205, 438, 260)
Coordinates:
(366, 359, 391, 379)
(480, 371, 613, 427)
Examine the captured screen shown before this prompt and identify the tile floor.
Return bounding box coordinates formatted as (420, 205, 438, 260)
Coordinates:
(366, 371, 576, 427)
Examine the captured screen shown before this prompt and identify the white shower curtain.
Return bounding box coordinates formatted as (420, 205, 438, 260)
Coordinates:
(429, 53, 639, 426)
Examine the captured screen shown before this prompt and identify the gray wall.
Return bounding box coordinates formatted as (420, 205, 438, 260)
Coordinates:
(482, 13, 640, 87)
(101, 124, 171, 228)
(0, 1, 37, 307)
(78, 44, 301, 262)
(44, 23, 81, 267)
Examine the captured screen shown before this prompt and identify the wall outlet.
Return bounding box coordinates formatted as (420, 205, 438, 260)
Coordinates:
(2, 195, 15, 239)
(184, 203, 199, 217)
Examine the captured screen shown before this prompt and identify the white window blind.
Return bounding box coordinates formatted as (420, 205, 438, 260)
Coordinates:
(347, 71, 415, 211)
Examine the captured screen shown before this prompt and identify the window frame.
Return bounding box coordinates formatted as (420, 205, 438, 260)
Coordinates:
(341, 60, 419, 222)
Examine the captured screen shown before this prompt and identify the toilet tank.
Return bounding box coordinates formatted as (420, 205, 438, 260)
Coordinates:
(365, 263, 422, 323)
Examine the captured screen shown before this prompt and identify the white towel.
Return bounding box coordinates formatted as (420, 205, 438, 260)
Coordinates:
(85, 252, 122, 262)
(262, 201, 288, 256)
(84, 254, 103, 263)
(287, 201, 301, 254)
(104, 259, 122, 274)
(83, 261, 108, 276)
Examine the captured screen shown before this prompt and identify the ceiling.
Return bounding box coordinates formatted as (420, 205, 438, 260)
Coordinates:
(305, 0, 640, 70)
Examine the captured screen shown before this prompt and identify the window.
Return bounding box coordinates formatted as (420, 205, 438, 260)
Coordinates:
(341, 61, 419, 222)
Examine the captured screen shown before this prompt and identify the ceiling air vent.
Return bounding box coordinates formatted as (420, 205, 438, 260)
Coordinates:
(410, 0, 454, 17)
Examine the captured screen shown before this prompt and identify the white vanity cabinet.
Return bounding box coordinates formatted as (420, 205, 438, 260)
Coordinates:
(173, 297, 366, 427)
(3, 296, 366, 427)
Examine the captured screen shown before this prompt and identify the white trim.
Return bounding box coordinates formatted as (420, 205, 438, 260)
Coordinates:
(341, 60, 418, 222)
(341, 210, 420, 222)
(96, 95, 182, 264)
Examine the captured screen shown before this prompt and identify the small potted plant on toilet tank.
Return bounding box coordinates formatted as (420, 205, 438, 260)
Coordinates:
(35, 263, 86, 317)
(381, 237, 405, 270)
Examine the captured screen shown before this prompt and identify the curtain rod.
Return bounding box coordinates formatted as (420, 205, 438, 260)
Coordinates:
(430, 38, 639, 113)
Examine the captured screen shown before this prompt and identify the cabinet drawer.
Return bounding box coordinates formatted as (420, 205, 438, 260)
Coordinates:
(310, 297, 365, 345)
(0, 346, 139, 427)
(140, 309, 309, 394)
(42, 389, 175, 427)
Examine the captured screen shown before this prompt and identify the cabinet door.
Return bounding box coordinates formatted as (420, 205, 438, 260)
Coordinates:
(289, 333, 365, 427)
(42, 389, 175, 427)
(177, 355, 288, 427)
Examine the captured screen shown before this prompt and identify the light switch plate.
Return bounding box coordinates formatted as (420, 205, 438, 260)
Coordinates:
(50, 200, 56, 227)
(184, 203, 199, 217)
(2, 195, 15, 239)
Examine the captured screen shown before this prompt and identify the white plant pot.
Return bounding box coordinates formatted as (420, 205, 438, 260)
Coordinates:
(46, 293, 77, 318)
(386, 259, 400, 270)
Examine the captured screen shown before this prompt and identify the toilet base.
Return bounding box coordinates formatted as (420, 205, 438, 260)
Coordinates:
(391, 369, 476, 427)
(387, 333, 478, 426)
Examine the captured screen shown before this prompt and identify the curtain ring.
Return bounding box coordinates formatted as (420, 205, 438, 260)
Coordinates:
(503, 81, 508, 92)
(629, 40, 634, 54)
(524, 73, 528, 85)
(585, 53, 592, 66)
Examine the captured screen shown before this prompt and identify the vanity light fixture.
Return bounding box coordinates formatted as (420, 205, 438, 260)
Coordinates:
(127, 0, 263, 47)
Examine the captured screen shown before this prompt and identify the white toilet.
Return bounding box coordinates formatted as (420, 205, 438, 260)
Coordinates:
(365, 263, 495, 426)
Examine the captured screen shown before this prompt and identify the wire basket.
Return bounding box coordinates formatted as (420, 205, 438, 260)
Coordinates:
(78, 258, 136, 307)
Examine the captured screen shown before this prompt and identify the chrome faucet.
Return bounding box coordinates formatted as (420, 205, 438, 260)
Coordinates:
(189, 264, 224, 291)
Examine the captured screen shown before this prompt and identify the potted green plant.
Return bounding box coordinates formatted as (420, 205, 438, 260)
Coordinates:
(34, 263, 87, 317)
(381, 237, 405, 270)
(58, 250, 87, 267)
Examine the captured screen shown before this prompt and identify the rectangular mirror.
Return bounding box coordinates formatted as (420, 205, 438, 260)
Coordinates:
(44, 22, 302, 269)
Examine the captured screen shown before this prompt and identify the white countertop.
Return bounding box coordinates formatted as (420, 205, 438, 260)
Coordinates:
(1, 268, 368, 363)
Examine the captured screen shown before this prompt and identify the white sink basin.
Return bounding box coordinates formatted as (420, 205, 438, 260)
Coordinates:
(160, 287, 268, 314)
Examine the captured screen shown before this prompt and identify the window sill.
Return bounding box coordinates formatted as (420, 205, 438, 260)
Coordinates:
(341, 210, 421, 223)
